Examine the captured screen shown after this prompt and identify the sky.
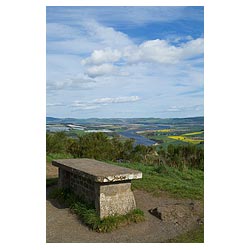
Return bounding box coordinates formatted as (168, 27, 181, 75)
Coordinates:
(46, 6, 204, 119)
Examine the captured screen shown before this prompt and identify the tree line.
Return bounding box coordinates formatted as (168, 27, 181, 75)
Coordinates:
(46, 132, 204, 171)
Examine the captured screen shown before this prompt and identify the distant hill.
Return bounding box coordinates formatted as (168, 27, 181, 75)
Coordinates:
(46, 116, 204, 125)
(46, 117, 62, 122)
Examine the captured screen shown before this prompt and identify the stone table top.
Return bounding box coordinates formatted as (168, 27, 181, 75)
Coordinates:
(52, 158, 142, 183)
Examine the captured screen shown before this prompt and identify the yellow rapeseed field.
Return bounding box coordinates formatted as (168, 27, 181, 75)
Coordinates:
(156, 129, 172, 133)
(168, 135, 203, 144)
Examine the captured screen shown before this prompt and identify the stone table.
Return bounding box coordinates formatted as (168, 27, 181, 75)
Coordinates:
(52, 158, 142, 218)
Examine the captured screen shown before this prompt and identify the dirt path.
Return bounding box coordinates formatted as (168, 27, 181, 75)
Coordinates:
(46, 162, 58, 179)
(46, 162, 202, 243)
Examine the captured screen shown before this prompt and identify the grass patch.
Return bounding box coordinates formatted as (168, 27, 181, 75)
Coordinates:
(49, 188, 145, 232)
(111, 162, 204, 200)
(46, 153, 73, 163)
(166, 224, 204, 243)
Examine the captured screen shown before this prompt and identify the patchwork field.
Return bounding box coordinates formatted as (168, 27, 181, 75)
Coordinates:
(46, 117, 204, 149)
(141, 130, 204, 149)
(168, 135, 204, 145)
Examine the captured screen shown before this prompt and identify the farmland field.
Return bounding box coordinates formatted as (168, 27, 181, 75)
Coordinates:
(168, 135, 203, 145)
(46, 116, 204, 148)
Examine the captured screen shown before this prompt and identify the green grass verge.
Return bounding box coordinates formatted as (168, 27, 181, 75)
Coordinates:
(111, 162, 204, 200)
(46, 156, 203, 200)
(49, 188, 145, 233)
(46, 153, 73, 163)
(166, 224, 204, 243)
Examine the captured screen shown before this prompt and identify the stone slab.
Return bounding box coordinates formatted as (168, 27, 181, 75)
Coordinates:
(52, 158, 142, 183)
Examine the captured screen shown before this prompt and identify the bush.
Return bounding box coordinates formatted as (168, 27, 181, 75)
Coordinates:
(158, 144, 204, 171)
(46, 132, 69, 154)
(47, 132, 204, 171)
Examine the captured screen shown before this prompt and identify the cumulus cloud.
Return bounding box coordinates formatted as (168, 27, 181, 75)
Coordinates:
(125, 39, 181, 64)
(81, 37, 204, 77)
(85, 63, 116, 78)
(179, 38, 204, 59)
(47, 7, 204, 118)
(47, 19, 203, 79)
(92, 38, 203, 65)
(81, 48, 122, 65)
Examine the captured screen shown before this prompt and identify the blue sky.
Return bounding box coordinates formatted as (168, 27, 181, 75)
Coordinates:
(46, 6, 204, 118)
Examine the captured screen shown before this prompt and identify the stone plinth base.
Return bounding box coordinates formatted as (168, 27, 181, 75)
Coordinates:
(95, 182, 136, 219)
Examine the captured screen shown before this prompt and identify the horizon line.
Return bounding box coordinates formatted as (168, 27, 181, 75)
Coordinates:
(46, 116, 204, 119)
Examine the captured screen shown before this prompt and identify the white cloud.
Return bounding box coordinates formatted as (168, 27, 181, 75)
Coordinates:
(71, 102, 99, 110)
(125, 39, 180, 64)
(166, 104, 203, 113)
(47, 20, 204, 80)
(84, 21, 133, 49)
(46, 103, 64, 107)
(46, 23, 81, 39)
(167, 106, 181, 112)
(85, 63, 116, 78)
(47, 21, 133, 54)
(46, 8, 204, 118)
(47, 76, 96, 90)
(125, 38, 204, 64)
(179, 38, 204, 59)
(82, 38, 204, 69)
(70, 96, 141, 111)
(93, 96, 140, 104)
(81, 48, 122, 65)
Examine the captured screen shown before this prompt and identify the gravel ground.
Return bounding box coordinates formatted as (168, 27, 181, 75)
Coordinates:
(47, 188, 202, 243)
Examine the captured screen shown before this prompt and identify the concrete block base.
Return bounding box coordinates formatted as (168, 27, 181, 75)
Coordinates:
(95, 182, 136, 219)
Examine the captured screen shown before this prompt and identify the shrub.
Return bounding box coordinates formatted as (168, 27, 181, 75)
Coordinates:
(47, 132, 204, 171)
(46, 132, 69, 154)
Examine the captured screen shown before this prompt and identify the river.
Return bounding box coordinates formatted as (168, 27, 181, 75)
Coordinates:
(118, 130, 156, 146)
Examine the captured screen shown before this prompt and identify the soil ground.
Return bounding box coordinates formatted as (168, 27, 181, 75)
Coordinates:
(46, 163, 203, 243)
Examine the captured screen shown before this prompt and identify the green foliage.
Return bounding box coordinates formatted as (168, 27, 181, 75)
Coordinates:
(68, 133, 118, 160)
(46, 132, 71, 154)
(46, 131, 204, 171)
(158, 144, 204, 170)
(49, 188, 145, 232)
(49, 187, 78, 207)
